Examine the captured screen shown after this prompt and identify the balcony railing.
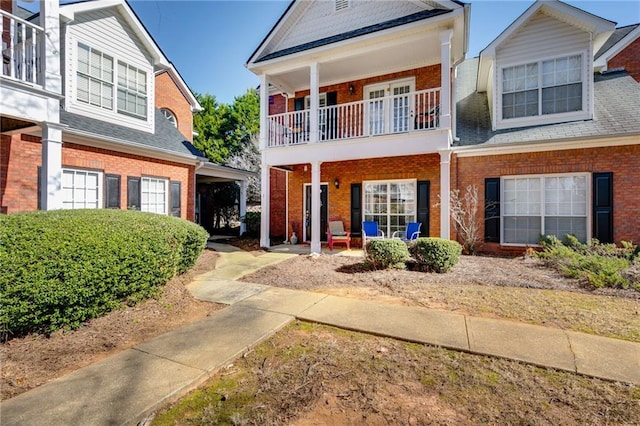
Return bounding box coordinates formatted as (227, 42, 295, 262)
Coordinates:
(1, 9, 44, 86)
(267, 88, 441, 148)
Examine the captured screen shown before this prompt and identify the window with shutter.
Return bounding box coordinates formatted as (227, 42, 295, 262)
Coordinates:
(105, 174, 121, 209)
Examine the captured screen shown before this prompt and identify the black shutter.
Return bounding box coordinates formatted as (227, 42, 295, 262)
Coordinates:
(350, 183, 362, 237)
(37, 166, 42, 210)
(294, 97, 305, 111)
(593, 172, 613, 243)
(127, 176, 141, 210)
(325, 91, 338, 140)
(417, 181, 430, 237)
(170, 181, 181, 217)
(485, 178, 500, 242)
(105, 174, 121, 209)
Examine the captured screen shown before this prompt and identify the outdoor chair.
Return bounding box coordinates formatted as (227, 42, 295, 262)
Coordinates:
(392, 222, 422, 242)
(327, 219, 351, 251)
(362, 221, 385, 249)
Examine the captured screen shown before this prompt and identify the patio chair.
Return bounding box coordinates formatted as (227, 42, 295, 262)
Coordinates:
(327, 219, 350, 251)
(362, 221, 385, 249)
(392, 222, 422, 242)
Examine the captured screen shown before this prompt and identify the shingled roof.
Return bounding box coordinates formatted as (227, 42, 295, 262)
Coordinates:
(595, 23, 639, 60)
(454, 57, 640, 148)
(60, 109, 204, 159)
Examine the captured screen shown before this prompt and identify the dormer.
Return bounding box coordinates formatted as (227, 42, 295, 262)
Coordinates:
(476, 0, 614, 131)
(59, 0, 170, 134)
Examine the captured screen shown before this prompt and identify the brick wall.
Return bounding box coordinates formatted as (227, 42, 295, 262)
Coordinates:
(268, 94, 287, 116)
(155, 71, 194, 142)
(285, 154, 441, 243)
(455, 144, 640, 254)
(608, 35, 640, 82)
(0, 134, 195, 219)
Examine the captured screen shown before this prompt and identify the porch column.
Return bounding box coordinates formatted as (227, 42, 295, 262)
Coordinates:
(40, 122, 64, 210)
(440, 29, 453, 133)
(260, 156, 270, 248)
(310, 161, 322, 253)
(41, 0, 61, 95)
(239, 179, 247, 236)
(259, 74, 269, 150)
(439, 150, 452, 240)
(309, 62, 319, 143)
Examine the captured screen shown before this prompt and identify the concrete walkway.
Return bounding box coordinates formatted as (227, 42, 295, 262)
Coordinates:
(2, 243, 638, 426)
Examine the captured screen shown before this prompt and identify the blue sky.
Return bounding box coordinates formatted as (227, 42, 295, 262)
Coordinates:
(29, 1, 640, 104)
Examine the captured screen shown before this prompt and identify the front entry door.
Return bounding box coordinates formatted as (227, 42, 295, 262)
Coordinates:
(304, 184, 328, 242)
(365, 80, 414, 135)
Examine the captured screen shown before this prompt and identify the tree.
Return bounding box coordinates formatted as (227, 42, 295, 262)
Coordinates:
(192, 93, 239, 164)
(449, 185, 481, 255)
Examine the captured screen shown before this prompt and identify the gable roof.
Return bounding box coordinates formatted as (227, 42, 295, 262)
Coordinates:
(477, 0, 615, 92)
(247, 0, 461, 66)
(594, 23, 640, 71)
(156, 65, 202, 113)
(60, 108, 205, 162)
(455, 57, 640, 150)
(60, 0, 170, 68)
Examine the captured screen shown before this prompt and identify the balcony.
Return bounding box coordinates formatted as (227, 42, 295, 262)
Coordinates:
(1, 9, 43, 86)
(267, 88, 441, 148)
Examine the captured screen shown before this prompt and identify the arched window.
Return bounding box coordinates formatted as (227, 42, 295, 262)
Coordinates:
(160, 108, 177, 128)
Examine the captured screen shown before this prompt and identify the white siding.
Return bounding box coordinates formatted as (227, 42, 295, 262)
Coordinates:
(263, 0, 434, 58)
(64, 9, 155, 133)
(496, 11, 589, 65)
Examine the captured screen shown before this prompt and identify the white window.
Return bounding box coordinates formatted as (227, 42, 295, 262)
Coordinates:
(77, 44, 113, 110)
(117, 62, 147, 119)
(160, 108, 177, 127)
(141, 177, 167, 214)
(502, 174, 589, 245)
(62, 169, 102, 209)
(502, 55, 582, 120)
(364, 180, 416, 237)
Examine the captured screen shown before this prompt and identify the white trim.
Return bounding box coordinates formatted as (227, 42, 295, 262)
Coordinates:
(362, 178, 418, 238)
(594, 25, 640, 72)
(363, 77, 416, 136)
(61, 167, 104, 209)
(140, 176, 169, 215)
(155, 66, 202, 112)
(500, 172, 591, 247)
(453, 134, 640, 158)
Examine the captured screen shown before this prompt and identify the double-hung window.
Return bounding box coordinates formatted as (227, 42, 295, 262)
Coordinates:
(62, 169, 102, 209)
(363, 180, 416, 237)
(118, 62, 147, 119)
(502, 54, 583, 120)
(502, 174, 588, 245)
(141, 177, 167, 214)
(77, 44, 113, 110)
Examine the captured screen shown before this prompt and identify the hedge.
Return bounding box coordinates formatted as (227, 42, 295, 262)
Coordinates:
(409, 238, 462, 273)
(365, 239, 410, 270)
(0, 209, 209, 338)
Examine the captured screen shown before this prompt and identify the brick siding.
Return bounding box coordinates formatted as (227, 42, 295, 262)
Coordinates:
(608, 35, 640, 82)
(155, 71, 195, 142)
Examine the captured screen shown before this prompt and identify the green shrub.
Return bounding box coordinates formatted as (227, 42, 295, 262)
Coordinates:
(536, 235, 638, 290)
(409, 238, 462, 273)
(365, 239, 410, 270)
(243, 212, 260, 237)
(0, 209, 209, 338)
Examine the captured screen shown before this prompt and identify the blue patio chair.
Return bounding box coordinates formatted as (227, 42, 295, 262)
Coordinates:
(392, 222, 421, 242)
(362, 221, 385, 249)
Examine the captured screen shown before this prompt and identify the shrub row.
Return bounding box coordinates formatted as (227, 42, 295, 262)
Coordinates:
(0, 209, 209, 338)
(365, 237, 462, 273)
(536, 235, 639, 290)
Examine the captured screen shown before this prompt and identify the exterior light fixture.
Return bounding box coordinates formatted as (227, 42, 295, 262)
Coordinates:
(334, 178, 340, 189)
(349, 84, 355, 95)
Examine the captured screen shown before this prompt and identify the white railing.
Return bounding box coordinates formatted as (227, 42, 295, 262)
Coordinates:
(1, 10, 44, 85)
(266, 88, 441, 147)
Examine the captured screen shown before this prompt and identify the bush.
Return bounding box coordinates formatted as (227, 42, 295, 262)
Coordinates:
(243, 211, 260, 237)
(409, 238, 462, 273)
(0, 209, 209, 338)
(365, 239, 410, 270)
(536, 235, 639, 290)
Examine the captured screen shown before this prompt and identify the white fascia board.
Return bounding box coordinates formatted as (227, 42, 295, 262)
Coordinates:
(248, 9, 461, 76)
(62, 129, 199, 165)
(155, 66, 202, 112)
(594, 25, 640, 70)
(453, 134, 640, 158)
(60, 0, 170, 68)
(247, 0, 302, 66)
(198, 162, 258, 180)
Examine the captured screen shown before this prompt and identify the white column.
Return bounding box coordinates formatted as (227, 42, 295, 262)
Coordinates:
(310, 161, 322, 253)
(309, 63, 319, 143)
(41, 0, 61, 95)
(239, 180, 247, 236)
(40, 122, 64, 210)
(259, 74, 269, 150)
(439, 150, 452, 240)
(260, 156, 270, 248)
(440, 29, 453, 133)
